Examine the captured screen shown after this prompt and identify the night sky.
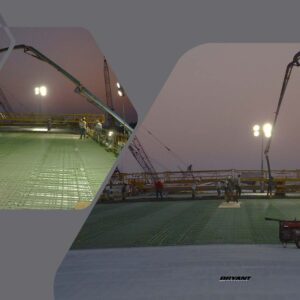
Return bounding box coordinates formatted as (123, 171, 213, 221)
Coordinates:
(0, 28, 137, 123)
(119, 44, 300, 172)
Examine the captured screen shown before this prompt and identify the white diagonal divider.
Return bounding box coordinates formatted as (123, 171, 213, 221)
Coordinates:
(0, 14, 16, 70)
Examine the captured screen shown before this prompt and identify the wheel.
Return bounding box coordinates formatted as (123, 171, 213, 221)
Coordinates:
(282, 242, 287, 248)
(295, 239, 300, 249)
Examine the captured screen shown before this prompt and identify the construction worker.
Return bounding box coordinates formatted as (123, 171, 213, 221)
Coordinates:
(108, 182, 114, 201)
(217, 181, 222, 198)
(155, 180, 163, 200)
(47, 118, 52, 131)
(79, 117, 87, 139)
(95, 119, 103, 143)
(121, 183, 127, 201)
(235, 174, 242, 199)
(267, 176, 274, 198)
(226, 176, 234, 202)
(191, 181, 197, 199)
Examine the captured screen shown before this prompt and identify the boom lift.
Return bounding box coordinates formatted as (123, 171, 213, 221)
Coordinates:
(0, 44, 133, 133)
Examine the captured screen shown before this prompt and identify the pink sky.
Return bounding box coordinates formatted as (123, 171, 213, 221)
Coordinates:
(119, 44, 300, 172)
(0, 28, 137, 123)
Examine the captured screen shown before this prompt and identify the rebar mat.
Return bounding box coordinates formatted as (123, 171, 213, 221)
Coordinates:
(0, 132, 116, 209)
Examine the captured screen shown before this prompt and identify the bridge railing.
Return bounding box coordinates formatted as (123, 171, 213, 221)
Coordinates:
(88, 127, 128, 156)
(108, 169, 300, 195)
(0, 113, 105, 126)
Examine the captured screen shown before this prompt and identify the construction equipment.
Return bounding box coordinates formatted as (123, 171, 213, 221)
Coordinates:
(126, 126, 191, 184)
(264, 51, 300, 187)
(128, 136, 159, 182)
(0, 44, 133, 133)
(265, 217, 300, 248)
(103, 57, 115, 127)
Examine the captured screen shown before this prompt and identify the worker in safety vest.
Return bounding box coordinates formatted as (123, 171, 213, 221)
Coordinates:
(79, 117, 87, 139)
(235, 174, 242, 199)
(217, 181, 222, 198)
(47, 118, 52, 131)
(267, 176, 274, 198)
(121, 183, 127, 201)
(191, 181, 197, 199)
(95, 119, 103, 143)
(155, 180, 163, 200)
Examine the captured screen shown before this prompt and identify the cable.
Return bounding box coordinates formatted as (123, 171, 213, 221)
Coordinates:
(141, 125, 189, 169)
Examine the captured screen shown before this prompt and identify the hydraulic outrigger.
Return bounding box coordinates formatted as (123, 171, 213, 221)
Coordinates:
(264, 50, 300, 188)
(0, 44, 133, 133)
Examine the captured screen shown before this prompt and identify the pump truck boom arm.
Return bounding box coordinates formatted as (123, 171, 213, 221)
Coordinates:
(0, 44, 133, 133)
(264, 50, 300, 180)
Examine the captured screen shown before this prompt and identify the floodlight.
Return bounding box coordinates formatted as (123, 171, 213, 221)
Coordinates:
(263, 123, 272, 138)
(40, 86, 47, 96)
(253, 124, 260, 131)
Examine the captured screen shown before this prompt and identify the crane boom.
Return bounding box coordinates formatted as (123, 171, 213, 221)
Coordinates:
(0, 44, 133, 133)
(128, 136, 158, 182)
(103, 57, 115, 127)
(264, 50, 300, 180)
(0, 44, 158, 181)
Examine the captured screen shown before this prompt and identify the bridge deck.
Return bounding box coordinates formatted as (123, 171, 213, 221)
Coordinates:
(73, 198, 300, 248)
(0, 132, 116, 209)
(55, 245, 300, 300)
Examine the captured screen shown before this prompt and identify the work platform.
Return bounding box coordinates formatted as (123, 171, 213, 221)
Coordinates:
(0, 131, 116, 209)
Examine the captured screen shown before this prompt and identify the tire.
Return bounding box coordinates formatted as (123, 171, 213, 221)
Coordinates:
(295, 239, 300, 249)
(282, 242, 287, 248)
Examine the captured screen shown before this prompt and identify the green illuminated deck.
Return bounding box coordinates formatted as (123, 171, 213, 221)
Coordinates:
(0, 132, 116, 209)
(73, 198, 300, 248)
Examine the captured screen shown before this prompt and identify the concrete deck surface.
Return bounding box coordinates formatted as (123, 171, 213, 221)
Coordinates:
(0, 132, 116, 209)
(55, 245, 300, 300)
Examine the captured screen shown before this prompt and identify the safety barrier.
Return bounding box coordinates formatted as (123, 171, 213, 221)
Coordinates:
(108, 169, 300, 196)
(88, 128, 128, 156)
(0, 113, 105, 126)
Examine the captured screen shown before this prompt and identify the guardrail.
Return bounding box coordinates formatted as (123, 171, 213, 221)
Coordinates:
(0, 112, 129, 155)
(0, 113, 105, 125)
(88, 128, 128, 156)
(108, 169, 300, 196)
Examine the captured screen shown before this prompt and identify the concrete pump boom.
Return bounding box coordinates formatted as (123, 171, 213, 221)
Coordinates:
(0, 44, 133, 133)
(264, 50, 300, 180)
